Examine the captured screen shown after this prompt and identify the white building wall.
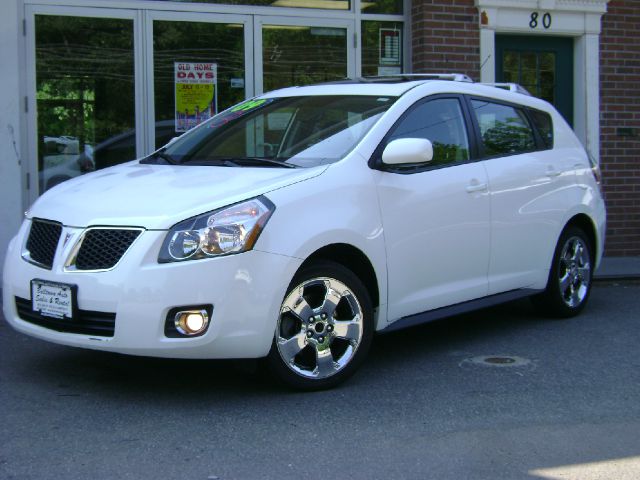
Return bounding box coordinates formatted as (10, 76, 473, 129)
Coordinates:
(0, 0, 23, 276)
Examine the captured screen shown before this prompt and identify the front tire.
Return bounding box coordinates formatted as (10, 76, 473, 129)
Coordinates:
(267, 260, 374, 390)
(532, 226, 593, 318)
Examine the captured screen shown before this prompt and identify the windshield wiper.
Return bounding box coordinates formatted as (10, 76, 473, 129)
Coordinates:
(140, 148, 179, 165)
(180, 157, 298, 168)
(221, 157, 299, 168)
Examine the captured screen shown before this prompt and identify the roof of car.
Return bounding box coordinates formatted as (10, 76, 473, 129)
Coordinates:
(261, 80, 426, 98)
(260, 73, 536, 102)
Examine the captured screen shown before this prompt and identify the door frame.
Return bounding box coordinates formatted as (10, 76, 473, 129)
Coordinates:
(495, 34, 574, 126)
(476, 0, 608, 162)
(144, 10, 254, 153)
(253, 15, 356, 95)
(24, 4, 143, 203)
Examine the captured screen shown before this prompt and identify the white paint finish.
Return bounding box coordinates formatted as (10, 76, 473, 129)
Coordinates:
(382, 138, 433, 165)
(375, 161, 491, 319)
(573, 34, 587, 146)
(3, 229, 301, 358)
(477, 0, 607, 15)
(480, 28, 496, 83)
(0, 0, 24, 277)
(484, 147, 582, 293)
(583, 33, 600, 163)
(26, 160, 328, 229)
(490, 9, 603, 35)
(570, 33, 601, 162)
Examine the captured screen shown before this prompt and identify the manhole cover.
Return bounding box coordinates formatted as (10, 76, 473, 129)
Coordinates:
(460, 355, 532, 369)
(485, 356, 516, 365)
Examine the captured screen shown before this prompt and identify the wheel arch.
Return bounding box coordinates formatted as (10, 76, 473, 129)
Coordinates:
(298, 243, 380, 310)
(563, 213, 599, 263)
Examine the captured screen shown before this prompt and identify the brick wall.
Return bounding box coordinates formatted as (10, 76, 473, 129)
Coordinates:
(600, 0, 640, 256)
(411, 0, 480, 80)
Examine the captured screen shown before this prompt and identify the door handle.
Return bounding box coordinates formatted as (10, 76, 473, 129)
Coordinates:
(545, 167, 561, 177)
(466, 180, 488, 193)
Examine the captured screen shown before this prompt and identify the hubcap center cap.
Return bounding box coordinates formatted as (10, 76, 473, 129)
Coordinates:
(314, 323, 325, 333)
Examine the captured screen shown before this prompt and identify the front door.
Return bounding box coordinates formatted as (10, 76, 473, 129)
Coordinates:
(496, 35, 573, 125)
(374, 96, 491, 321)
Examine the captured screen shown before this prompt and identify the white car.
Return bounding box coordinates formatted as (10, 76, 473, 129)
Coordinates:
(2, 74, 606, 390)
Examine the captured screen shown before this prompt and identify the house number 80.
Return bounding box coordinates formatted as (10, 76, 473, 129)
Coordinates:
(529, 12, 552, 29)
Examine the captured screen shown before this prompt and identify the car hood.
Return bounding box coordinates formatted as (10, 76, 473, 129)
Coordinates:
(27, 161, 327, 229)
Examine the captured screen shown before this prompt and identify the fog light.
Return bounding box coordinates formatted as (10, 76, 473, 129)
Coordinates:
(174, 309, 209, 335)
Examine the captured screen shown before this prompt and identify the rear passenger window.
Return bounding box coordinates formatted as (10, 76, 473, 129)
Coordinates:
(470, 99, 535, 156)
(388, 98, 470, 167)
(528, 109, 554, 149)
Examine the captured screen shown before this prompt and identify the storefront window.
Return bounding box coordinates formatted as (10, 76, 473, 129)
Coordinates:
(35, 15, 135, 192)
(153, 21, 246, 149)
(361, 0, 403, 14)
(151, 0, 350, 9)
(262, 25, 348, 91)
(361, 21, 403, 76)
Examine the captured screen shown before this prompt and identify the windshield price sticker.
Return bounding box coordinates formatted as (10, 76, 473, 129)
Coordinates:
(31, 280, 74, 319)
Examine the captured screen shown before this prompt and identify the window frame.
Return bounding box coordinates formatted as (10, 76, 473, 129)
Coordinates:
(464, 95, 548, 160)
(524, 107, 554, 151)
(370, 93, 479, 175)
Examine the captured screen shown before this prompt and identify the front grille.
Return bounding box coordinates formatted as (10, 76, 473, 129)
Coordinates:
(15, 296, 116, 337)
(74, 229, 142, 271)
(25, 219, 62, 269)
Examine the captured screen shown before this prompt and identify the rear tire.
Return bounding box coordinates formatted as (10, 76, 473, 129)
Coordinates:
(532, 226, 593, 318)
(267, 260, 374, 391)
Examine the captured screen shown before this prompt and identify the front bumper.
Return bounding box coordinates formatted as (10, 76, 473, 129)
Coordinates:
(2, 222, 301, 359)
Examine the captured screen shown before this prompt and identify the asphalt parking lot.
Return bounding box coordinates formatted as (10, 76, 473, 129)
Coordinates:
(1, 282, 639, 480)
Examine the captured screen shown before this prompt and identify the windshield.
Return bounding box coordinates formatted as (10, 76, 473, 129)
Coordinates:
(150, 95, 396, 168)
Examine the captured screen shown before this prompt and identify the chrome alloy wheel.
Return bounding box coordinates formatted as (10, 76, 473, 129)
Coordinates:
(558, 236, 591, 308)
(276, 277, 364, 380)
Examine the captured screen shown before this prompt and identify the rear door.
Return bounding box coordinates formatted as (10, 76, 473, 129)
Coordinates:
(467, 97, 576, 294)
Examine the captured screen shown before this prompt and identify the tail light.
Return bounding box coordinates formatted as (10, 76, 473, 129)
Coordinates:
(588, 152, 603, 196)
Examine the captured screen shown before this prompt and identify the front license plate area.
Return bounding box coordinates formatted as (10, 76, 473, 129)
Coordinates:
(31, 279, 77, 320)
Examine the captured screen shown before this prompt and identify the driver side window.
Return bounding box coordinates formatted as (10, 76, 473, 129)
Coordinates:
(388, 98, 470, 167)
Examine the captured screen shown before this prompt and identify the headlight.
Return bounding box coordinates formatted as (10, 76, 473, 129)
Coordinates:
(158, 196, 275, 263)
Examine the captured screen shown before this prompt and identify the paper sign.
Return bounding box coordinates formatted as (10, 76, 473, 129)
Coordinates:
(175, 62, 218, 132)
(380, 29, 401, 66)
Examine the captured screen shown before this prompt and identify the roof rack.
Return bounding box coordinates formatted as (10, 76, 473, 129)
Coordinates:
(481, 83, 532, 96)
(377, 73, 474, 83)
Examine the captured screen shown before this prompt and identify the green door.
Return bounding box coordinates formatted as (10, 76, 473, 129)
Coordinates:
(496, 35, 573, 125)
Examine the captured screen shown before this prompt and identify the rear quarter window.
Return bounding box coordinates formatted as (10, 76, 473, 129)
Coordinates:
(528, 109, 554, 150)
(470, 99, 535, 157)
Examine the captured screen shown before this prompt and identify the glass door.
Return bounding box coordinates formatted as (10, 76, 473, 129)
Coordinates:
(146, 11, 253, 151)
(26, 6, 141, 198)
(255, 17, 355, 94)
(25, 7, 357, 202)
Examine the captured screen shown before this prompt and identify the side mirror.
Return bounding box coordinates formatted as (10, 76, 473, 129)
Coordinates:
(382, 138, 433, 165)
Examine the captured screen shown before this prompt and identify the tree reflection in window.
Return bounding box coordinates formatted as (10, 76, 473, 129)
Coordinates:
(471, 100, 535, 156)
